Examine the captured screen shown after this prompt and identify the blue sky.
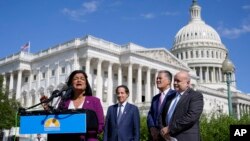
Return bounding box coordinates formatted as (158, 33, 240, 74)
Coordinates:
(0, 0, 249, 93)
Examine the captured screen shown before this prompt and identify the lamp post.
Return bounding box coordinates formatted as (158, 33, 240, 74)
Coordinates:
(222, 54, 235, 116)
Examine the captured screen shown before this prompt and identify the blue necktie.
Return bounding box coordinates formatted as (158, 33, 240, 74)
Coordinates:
(117, 104, 122, 124)
(167, 93, 181, 124)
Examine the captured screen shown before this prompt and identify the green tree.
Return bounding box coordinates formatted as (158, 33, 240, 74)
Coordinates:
(0, 75, 20, 130)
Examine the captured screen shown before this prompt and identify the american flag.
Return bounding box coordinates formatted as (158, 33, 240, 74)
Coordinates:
(21, 42, 30, 52)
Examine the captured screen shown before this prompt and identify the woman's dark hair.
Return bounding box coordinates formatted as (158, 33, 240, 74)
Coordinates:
(115, 85, 129, 95)
(66, 70, 92, 96)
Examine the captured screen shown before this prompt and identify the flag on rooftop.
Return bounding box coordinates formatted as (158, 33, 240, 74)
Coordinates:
(21, 41, 30, 52)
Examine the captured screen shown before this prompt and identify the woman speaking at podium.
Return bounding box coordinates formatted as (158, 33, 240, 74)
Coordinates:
(41, 70, 104, 141)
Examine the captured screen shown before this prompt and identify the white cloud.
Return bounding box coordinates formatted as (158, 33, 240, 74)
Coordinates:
(242, 5, 250, 10)
(141, 13, 155, 19)
(62, 0, 99, 22)
(107, 0, 122, 7)
(82, 1, 98, 13)
(218, 23, 250, 39)
(162, 11, 179, 16)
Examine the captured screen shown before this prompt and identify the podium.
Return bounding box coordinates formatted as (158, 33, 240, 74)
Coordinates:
(19, 109, 98, 141)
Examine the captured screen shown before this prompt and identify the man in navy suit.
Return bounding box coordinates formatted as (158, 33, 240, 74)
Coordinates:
(160, 71, 204, 141)
(147, 70, 176, 141)
(103, 85, 140, 141)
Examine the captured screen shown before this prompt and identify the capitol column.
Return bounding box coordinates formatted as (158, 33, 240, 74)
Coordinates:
(46, 66, 50, 88)
(136, 65, 142, 103)
(73, 53, 80, 70)
(199, 67, 203, 83)
(212, 67, 215, 83)
(154, 71, 159, 95)
(240, 104, 243, 117)
(205, 67, 209, 83)
(127, 63, 133, 103)
(187, 50, 191, 59)
(37, 69, 41, 89)
(183, 51, 186, 59)
(232, 72, 236, 86)
(85, 57, 92, 87)
(36, 68, 41, 104)
(9, 71, 14, 98)
(145, 68, 151, 102)
(247, 105, 250, 115)
(118, 64, 122, 85)
(218, 67, 222, 82)
(27, 71, 33, 107)
(236, 103, 240, 119)
(66, 61, 71, 75)
(107, 62, 113, 105)
(16, 69, 23, 100)
(2, 73, 6, 90)
(96, 59, 103, 102)
(56, 62, 60, 86)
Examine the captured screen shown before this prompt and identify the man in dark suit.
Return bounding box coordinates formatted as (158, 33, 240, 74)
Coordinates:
(103, 85, 140, 141)
(147, 70, 176, 141)
(160, 71, 204, 141)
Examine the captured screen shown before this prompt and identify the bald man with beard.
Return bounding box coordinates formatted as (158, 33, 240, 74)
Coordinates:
(159, 71, 204, 141)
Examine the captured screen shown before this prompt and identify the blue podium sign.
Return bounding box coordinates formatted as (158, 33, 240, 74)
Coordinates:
(20, 113, 86, 134)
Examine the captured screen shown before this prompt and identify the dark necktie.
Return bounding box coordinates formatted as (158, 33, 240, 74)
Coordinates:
(117, 104, 122, 124)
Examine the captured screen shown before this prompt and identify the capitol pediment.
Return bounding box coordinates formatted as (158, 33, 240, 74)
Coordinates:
(133, 48, 189, 69)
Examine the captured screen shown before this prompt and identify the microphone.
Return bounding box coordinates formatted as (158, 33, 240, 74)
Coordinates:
(47, 85, 71, 101)
(61, 86, 73, 99)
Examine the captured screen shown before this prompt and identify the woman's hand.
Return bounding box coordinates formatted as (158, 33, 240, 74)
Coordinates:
(40, 96, 50, 110)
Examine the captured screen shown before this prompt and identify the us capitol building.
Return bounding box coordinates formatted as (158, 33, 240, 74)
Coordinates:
(1, 0, 250, 119)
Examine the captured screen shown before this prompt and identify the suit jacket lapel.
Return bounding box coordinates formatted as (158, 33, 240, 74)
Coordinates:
(114, 104, 119, 124)
(160, 89, 175, 112)
(166, 93, 176, 112)
(175, 88, 191, 108)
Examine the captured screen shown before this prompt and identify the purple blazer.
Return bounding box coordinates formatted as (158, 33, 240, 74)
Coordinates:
(60, 96, 104, 141)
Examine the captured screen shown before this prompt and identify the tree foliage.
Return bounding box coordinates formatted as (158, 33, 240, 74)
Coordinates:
(0, 75, 19, 130)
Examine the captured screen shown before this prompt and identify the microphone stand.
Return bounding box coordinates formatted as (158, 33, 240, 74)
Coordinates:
(19, 94, 57, 114)
(19, 87, 72, 114)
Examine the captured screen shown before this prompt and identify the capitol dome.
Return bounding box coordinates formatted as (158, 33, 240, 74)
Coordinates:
(172, 0, 225, 50)
(170, 0, 236, 91)
(175, 22, 222, 44)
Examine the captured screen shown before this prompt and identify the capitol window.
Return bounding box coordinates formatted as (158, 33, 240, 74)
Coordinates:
(104, 71, 108, 77)
(42, 72, 46, 79)
(61, 67, 65, 74)
(33, 75, 36, 81)
(81, 66, 86, 71)
(94, 69, 97, 75)
(114, 73, 118, 79)
(25, 77, 28, 83)
(51, 69, 55, 76)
